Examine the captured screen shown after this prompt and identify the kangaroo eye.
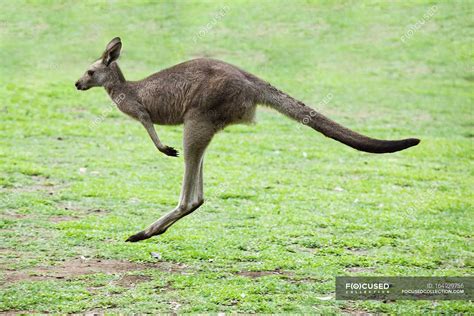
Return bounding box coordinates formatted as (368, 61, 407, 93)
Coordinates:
(87, 70, 95, 76)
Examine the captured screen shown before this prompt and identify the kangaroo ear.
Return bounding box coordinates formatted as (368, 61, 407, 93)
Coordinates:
(102, 37, 122, 66)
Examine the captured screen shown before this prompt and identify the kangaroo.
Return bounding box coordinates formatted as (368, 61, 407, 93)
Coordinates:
(75, 37, 420, 242)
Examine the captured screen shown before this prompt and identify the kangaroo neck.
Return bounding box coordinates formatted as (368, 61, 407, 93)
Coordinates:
(103, 62, 127, 102)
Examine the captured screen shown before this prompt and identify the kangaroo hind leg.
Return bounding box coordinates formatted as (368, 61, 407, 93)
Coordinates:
(126, 119, 214, 242)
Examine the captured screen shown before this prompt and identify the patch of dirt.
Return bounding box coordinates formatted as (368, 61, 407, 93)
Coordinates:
(0, 248, 23, 270)
(88, 208, 110, 214)
(58, 201, 110, 221)
(1, 258, 187, 285)
(1, 213, 28, 220)
(114, 274, 151, 287)
(0, 248, 13, 254)
(48, 202, 111, 223)
(10, 175, 64, 195)
(0, 311, 38, 315)
(59, 201, 111, 216)
(235, 269, 324, 285)
(4, 176, 110, 224)
(170, 301, 182, 313)
(346, 248, 370, 256)
(153, 281, 174, 293)
(60, 201, 110, 214)
(235, 268, 292, 279)
(49, 215, 81, 223)
(287, 276, 323, 284)
(87, 274, 152, 292)
(345, 267, 376, 273)
(286, 245, 317, 253)
(83, 310, 105, 316)
(2, 212, 83, 223)
(340, 307, 375, 315)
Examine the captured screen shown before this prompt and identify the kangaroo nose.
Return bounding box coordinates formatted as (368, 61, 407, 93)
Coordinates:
(75, 81, 80, 89)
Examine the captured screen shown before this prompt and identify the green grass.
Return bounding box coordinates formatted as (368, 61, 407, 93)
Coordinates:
(0, 0, 472, 313)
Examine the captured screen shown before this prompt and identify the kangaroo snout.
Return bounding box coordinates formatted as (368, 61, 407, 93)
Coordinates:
(75, 80, 89, 91)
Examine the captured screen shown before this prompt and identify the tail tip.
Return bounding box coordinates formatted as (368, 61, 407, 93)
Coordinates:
(411, 138, 421, 146)
(409, 138, 421, 147)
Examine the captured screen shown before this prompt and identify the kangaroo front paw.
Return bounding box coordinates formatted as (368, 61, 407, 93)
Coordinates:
(161, 146, 179, 157)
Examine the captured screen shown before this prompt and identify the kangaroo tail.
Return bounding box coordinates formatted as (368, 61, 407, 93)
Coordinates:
(251, 78, 420, 154)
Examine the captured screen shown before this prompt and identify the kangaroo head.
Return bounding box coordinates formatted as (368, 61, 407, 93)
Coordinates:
(75, 37, 122, 91)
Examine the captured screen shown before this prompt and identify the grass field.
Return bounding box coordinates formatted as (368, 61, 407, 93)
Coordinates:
(0, 0, 473, 313)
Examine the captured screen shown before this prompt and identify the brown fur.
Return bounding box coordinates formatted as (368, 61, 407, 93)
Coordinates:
(75, 38, 420, 242)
